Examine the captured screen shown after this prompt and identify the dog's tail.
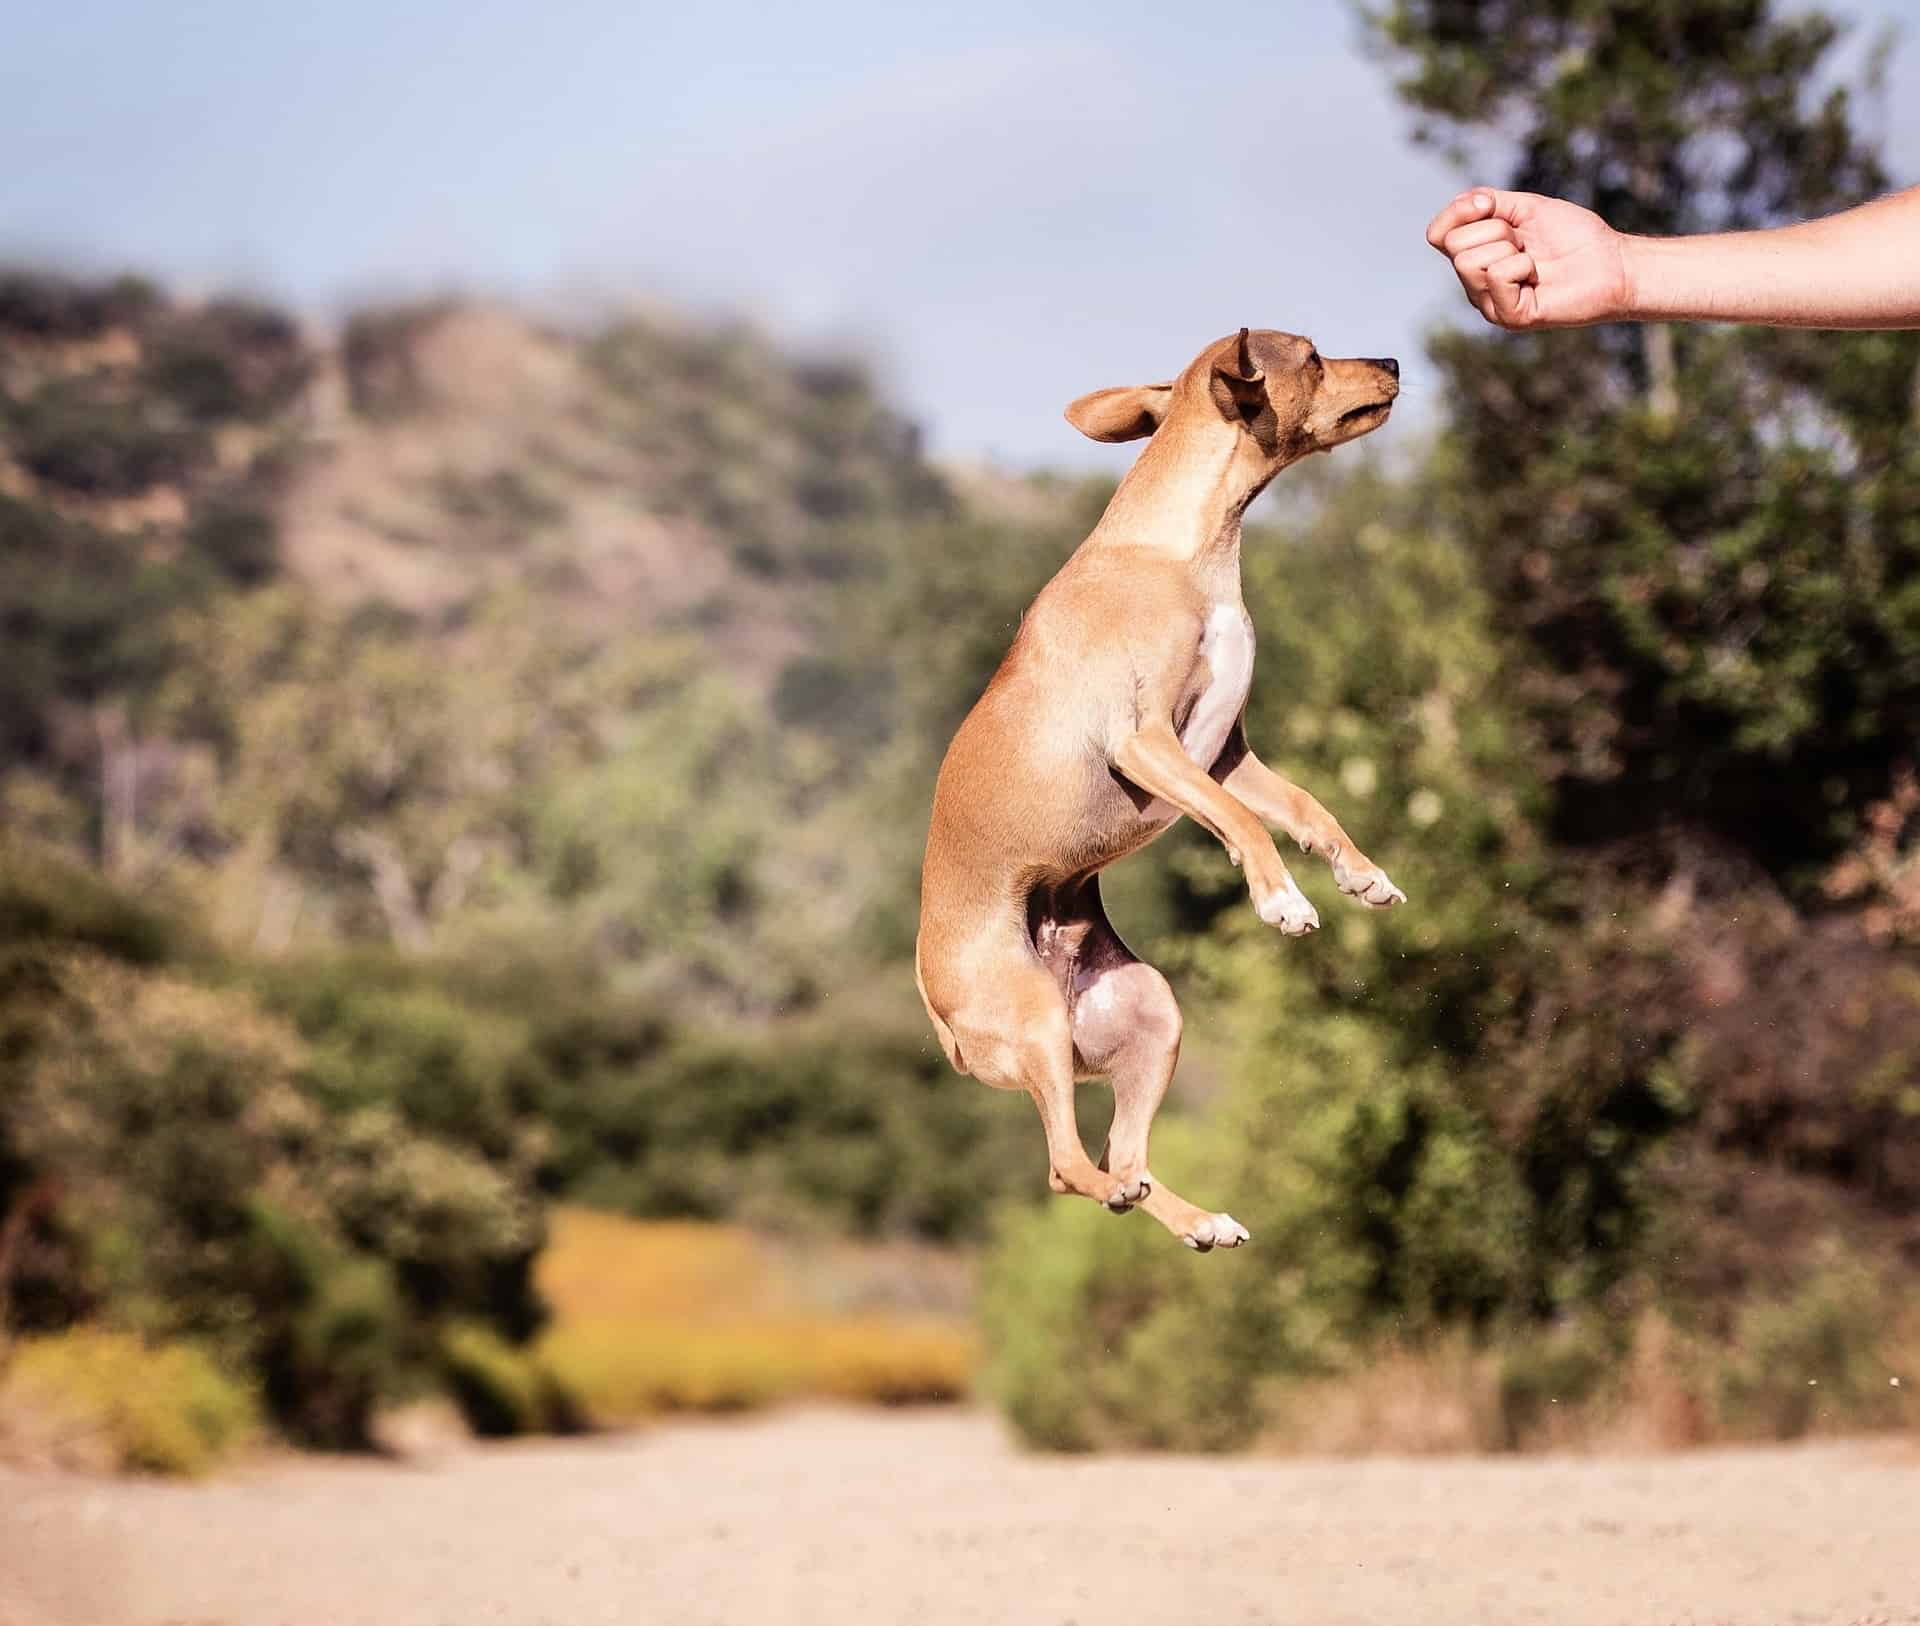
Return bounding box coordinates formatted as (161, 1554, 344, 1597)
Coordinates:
(913, 936, 969, 1076)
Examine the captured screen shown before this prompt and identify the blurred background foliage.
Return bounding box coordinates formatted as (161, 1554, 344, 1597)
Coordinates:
(2, 0, 1916, 1470)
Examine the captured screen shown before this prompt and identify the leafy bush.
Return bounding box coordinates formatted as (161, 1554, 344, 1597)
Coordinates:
(0, 1330, 257, 1476)
(0, 268, 155, 339)
(1494, 1321, 1619, 1450)
(0, 840, 181, 966)
(439, 1322, 576, 1437)
(1712, 1252, 1910, 1440)
(976, 1017, 1515, 1453)
(249, 942, 1037, 1242)
(599, 1019, 1051, 1240)
(186, 500, 280, 584)
(141, 299, 309, 424)
(4, 951, 544, 1443)
(8, 376, 209, 496)
(0, 845, 548, 1449)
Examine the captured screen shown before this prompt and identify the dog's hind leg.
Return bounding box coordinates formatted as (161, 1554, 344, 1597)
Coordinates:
(1067, 896, 1249, 1251)
(1082, 967, 1250, 1250)
(1071, 947, 1180, 1197)
(943, 948, 1145, 1212)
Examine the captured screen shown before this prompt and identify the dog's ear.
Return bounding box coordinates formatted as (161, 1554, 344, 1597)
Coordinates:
(1064, 382, 1174, 443)
(1210, 326, 1267, 421)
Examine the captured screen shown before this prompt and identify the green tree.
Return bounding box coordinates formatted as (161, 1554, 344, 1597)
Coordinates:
(1371, 0, 1920, 1299)
(1371, 0, 1920, 866)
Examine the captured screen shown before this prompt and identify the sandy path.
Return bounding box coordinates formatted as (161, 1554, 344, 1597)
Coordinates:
(3, 1408, 1916, 1626)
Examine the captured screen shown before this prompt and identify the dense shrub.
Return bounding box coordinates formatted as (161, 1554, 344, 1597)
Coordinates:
(0, 846, 546, 1449)
(8, 376, 209, 496)
(0, 840, 181, 966)
(253, 943, 1044, 1242)
(1711, 1250, 1909, 1440)
(439, 1321, 576, 1437)
(186, 500, 280, 585)
(0, 1330, 257, 1476)
(0, 496, 214, 763)
(141, 299, 309, 424)
(0, 268, 156, 339)
(576, 1018, 1053, 1240)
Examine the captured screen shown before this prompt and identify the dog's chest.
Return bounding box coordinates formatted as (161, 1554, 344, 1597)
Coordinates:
(1143, 604, 1254, 819)
(1179, 604, 1255, 766)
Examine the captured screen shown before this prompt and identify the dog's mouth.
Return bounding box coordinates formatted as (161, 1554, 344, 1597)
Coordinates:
(1337, 399, 1394, 428)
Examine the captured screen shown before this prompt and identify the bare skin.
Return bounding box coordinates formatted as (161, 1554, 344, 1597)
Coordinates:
(1427, 184, 1920, 331)
(914, 328, 1405, 1250)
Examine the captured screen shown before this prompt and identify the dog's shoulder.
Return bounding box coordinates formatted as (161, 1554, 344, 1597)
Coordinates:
(1040, 545, 1208, 633)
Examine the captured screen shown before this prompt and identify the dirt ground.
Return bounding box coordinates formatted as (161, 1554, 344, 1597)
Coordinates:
(3, 1407, 1916, 1626)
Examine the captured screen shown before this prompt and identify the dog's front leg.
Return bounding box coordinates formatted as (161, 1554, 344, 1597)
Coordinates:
(1220, 723, 1406, 909)
(1113, 724, 1319, 935)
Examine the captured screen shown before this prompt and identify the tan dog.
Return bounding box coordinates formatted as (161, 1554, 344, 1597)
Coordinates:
(914, 328, 1405, 1250)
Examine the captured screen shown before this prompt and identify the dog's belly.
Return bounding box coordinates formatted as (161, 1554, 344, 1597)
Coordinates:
(1142, 603, 1254, 821)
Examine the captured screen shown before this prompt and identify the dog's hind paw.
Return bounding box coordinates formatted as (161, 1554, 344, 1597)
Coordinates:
(1335, 862, 1406, 909)
(1183, 1212, 1250, 1252)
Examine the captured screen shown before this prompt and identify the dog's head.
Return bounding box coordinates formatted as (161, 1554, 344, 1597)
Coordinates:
(1064, 328, 1399, 464)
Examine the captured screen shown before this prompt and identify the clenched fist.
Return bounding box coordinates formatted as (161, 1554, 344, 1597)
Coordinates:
(1425, 189, 1632, 330)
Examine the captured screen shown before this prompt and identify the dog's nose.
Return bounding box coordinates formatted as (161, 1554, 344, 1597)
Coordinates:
(1376, 357, 1400, 378)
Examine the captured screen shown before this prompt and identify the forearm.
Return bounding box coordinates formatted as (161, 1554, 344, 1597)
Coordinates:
(1622, 186, 1920, 328)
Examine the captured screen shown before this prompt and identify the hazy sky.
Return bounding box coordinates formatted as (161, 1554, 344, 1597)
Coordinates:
(5, 1, 1917, 469)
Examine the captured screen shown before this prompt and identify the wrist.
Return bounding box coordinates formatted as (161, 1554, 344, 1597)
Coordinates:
(1616, 233, 1653, 321)
(1617, 233, 1723, 323)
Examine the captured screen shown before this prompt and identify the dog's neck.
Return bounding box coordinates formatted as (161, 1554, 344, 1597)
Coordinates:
(1086, 414, 1276, 576)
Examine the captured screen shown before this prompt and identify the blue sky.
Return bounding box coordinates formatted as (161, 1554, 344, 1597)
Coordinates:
(5, 1, 1917, 468)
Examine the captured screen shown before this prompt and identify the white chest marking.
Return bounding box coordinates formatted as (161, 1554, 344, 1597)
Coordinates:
(1144, 605, 1254, 820)
(1179, 605, 1255, 768)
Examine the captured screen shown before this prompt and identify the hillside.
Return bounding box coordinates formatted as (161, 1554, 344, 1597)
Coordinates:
(0, 276, 1050, 990)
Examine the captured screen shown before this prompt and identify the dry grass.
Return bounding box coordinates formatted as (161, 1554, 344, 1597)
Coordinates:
(1261, 1301, 1918, 1457)
(1261, 1336, 1500, 1456)
(529, 1208, 976, 1426)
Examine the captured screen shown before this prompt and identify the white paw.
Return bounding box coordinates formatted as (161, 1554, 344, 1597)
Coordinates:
(1104, 1175, 1151, 1214)
(1255, 876, 1319, 936)
(1184, 1212, 1250, 1252)
(1336, 863, 1406, 909)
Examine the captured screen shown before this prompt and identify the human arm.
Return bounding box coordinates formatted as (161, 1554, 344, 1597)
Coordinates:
(1425, 185, 1920, 330)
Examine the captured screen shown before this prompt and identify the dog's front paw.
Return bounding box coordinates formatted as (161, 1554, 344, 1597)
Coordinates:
(1254, 874, 1319, 936)
(1334, 860, 1406, 909)
(1104, 1175, 1151, 1214)
(1183, 1212, 1250, 1252)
